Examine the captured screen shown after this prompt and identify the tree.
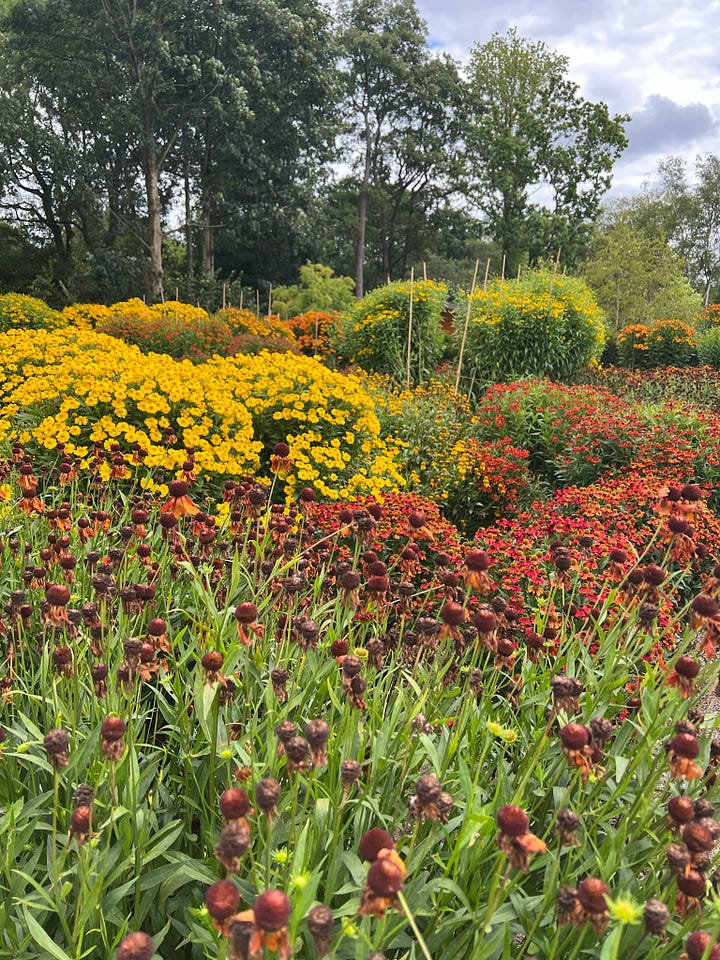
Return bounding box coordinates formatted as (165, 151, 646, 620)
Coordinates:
(463, 29, 628, 275)
(337, 0, 462, 296)
(653, 155, 720, 306)
(580, 216, 702, 332)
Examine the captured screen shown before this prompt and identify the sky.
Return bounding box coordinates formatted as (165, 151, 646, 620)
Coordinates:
(416, 0, 720, 198)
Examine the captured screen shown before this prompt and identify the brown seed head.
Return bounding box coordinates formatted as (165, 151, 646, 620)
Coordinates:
(205, 879, 240, 920)
(683, 822, 715, 853)
(576, 877, 609, 914)
(253, 889, 292, 931)
(440, 601, 465, 626)
(675, 655, 701, 679)
(668, 795, 696, 824)
(642, 898, 669, 937)
(465, 549, 491, 571)
(306, 903, 333, 937)
(473, 608, 497, 632)
(692, 594, 720, 618)
(496, 805, 529, 838)
(559, 723, 591, 750)
(359, 828, 394, 861)
(305, 719, 330, 750)
(686, 931, 720, 960)
(70, 805, 92, 833)
(235, 602, 259, 624)
(45, 583, 71, 606)
(367, 858, 404, 897)
(101, 717, 127, 741)
(677, 868, 707, 898)
(255, 778, 281, 814)
(220, 787, 250, 820)
(201, 651, 224, 673)
(116, 931, 155, 960)
(670, 733, 701, 759)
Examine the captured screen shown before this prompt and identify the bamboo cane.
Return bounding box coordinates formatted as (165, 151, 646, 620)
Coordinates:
(406, 268, 414, 389)
(455, 259, 480, 393)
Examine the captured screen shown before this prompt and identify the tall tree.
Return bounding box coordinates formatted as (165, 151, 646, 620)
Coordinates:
(463, 28, 628, 275)
(654, 155, 720, 306)
(580, 215, 702, 332)
(337, 0, 460, 297)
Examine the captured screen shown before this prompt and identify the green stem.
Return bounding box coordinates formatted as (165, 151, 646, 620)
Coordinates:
(397, 889, 433, 960)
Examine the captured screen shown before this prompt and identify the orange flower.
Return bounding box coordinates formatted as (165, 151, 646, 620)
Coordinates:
(161, 480, 200, 518)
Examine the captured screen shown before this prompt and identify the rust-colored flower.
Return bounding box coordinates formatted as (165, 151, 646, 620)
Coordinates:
(160, 479, 200, 518)
(235, 602, 264, 646)
(667, 732, 703, 781)
(100, 716, 126, 762)
(576, 877, 610, 934)
(496, 805, 547, 873)
(205, 878, 241, 930)
(358, 849, 407, 919)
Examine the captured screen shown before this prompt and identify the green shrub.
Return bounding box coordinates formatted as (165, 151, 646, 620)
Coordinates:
(272, 262, 355, 318)
(697, 327, 720, 368)
(0, 292, 63, 332)
(458, 271, 605, 385)
(338, 279, 448, 385)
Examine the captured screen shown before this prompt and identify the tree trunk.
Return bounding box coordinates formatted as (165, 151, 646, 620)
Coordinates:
(143, 147, 164, 302)
(354, 113, 373, 299)
(201, 125, 214, 278)
(184, 156, 194, 281)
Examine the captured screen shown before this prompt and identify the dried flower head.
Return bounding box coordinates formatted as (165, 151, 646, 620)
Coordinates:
(306, 904, 334, 958)
(642, 898, 669, 940)
(496, 805, 547, 873)
(116, 931, 155, 960)
(215, 820, 252, 873)
(44, 728, 70, 769)
(576, 877, 610, 934)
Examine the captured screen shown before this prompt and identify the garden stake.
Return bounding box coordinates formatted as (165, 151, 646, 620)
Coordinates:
(455, 258, 480, 392)
(406, 267, 414, 388)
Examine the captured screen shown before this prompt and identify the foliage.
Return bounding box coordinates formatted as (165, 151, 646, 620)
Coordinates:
(459, 270, 605, 385)
(652, 155, 720, 306)
(463, 28, 628, 273)
(271, 263, 355, 318)
(697, 303, 720, 331)
(371, 377, 538, 533)
(616, 323, 652, 368)
(0, 291, 62, 332)
(339, 278, 448, 384)
(580, 217, 704, 333)
(646, 319, 698, 368)
(697, 327, 720, 369)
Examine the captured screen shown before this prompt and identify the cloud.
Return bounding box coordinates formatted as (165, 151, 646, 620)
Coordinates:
(625, 95, 719, 156)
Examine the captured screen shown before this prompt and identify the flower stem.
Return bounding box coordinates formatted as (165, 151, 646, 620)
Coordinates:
(397, 890, 433, 960)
